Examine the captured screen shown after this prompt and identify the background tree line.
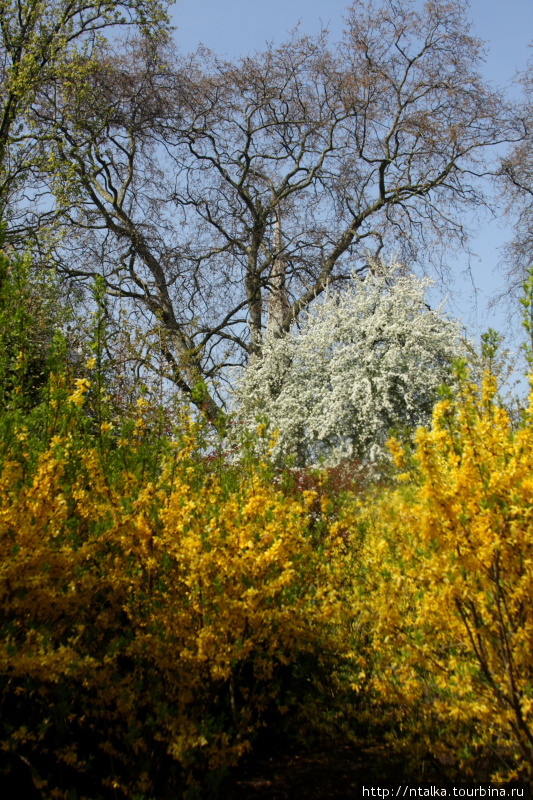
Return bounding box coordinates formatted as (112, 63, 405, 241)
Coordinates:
(1, 0, 532, 422)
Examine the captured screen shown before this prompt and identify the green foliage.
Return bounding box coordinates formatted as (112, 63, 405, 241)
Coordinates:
(0, 229, 71, 418)
(521, 264, 533, 375)
(481, 327, 503, 362)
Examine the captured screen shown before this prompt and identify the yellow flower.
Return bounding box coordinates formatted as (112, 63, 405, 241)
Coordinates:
(68, 378, 91, 407)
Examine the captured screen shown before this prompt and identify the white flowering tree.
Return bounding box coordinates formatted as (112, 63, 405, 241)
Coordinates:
(232, 262, 468, 469)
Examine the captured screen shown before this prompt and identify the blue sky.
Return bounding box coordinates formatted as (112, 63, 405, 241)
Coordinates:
(170, 0, 533, 374)
(171, 0, 532, 85)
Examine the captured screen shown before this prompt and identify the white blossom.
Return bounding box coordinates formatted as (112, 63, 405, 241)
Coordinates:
(231, 261, 469, 469)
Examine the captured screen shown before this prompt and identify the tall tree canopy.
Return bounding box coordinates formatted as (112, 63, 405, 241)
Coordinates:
(6, 0, 513, 420)
(0, 0, 170, 225)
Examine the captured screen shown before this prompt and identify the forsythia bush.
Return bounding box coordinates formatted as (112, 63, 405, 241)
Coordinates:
(0, 381, 355, 798)
(4, 244, 533, 794)
(356, 371, 533, 780)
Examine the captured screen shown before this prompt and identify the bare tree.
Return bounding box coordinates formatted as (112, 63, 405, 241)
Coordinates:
(0, 0, 170, 232)
(29, 0, 512, 421)
(499, 62, 533, 304)
(267, 204, 290, 337)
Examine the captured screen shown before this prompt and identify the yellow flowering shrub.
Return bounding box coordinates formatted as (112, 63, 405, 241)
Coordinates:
(0, 408, 354, 797)
(356, 373, 533, 780)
